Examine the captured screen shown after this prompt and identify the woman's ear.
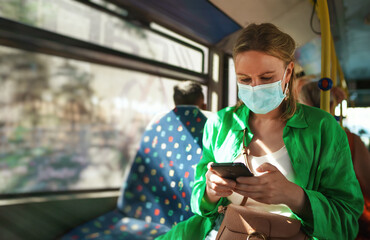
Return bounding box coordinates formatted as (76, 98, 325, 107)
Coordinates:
(285, 61, 295, 84)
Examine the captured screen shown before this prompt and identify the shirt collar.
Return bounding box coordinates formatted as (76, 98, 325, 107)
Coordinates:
(230, 105, 251, 131)
(230, 103, 308, 131)
(286, 103, 308, 129)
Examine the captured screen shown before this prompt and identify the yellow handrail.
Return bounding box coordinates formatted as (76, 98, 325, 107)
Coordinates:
(317, 0, 331, 113)
(330, 36, 337, 115)
(331, 38, 337, 87)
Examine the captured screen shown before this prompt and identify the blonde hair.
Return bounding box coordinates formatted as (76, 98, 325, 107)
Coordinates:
(233, 23, 297, 120)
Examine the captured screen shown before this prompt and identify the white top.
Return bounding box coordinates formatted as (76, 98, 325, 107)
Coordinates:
(227, 145, 296, 217)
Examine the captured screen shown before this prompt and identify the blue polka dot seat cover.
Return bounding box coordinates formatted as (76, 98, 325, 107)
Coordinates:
(62, 106, 207, 240)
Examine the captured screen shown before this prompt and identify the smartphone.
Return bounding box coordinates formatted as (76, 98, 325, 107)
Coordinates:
(211, 162, 254, 180)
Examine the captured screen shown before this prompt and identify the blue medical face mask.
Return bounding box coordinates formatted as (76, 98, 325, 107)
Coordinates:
(237, 70, 289, 114)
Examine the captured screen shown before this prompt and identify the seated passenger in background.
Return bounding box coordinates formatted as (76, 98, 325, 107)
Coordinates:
(148, 81, 213, 127)
(173, 80, 207, 110)
(298, 80, 370, 239)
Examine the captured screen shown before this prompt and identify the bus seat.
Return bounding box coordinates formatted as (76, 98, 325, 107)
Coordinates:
(61, 106, 208, 240)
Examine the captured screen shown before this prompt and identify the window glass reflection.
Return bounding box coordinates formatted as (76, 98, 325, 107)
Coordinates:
(0, 45, 191, 194)
(0, 0, 205, 73)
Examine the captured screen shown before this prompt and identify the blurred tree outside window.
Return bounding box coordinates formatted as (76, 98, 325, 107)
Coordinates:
(0, 0, 209, 195)
(0, 45, 196, 194)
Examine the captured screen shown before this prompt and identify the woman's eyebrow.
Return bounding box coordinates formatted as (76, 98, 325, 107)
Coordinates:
(259, 71, 275, 76)
(236, 73, 249, 77)
(236, 71, 275, 77)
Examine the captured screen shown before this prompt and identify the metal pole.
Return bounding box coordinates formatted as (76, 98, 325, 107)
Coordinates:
(331, 36, 337, 115)
(317, 0, 331, 113)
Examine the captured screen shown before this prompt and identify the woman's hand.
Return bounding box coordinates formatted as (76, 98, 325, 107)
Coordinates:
(233, 163, 307, 214)
(204, 163, 236, 203)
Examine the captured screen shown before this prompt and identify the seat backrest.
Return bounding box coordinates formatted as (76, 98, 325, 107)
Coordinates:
(117, 106, 207, 227)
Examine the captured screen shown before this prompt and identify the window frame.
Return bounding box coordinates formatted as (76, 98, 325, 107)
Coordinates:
(0, 0, 213, 198)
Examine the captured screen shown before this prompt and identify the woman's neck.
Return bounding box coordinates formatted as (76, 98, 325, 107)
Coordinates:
(249, 106, 283, 122)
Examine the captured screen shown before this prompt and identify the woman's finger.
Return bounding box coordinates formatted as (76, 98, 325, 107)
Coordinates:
(234, 183, 265, 193)
(208, 181, 234, 192)
(256, 162, 279, 173)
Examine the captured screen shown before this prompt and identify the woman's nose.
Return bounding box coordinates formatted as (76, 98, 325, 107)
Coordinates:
(249, 79, 258, 87)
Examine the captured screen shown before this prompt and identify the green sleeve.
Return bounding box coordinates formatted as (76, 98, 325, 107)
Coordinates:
(298, 117, 364, 239)
(190, 117, 229, 218)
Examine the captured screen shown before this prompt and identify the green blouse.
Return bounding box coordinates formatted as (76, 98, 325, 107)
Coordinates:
(157, 103, 364, 240)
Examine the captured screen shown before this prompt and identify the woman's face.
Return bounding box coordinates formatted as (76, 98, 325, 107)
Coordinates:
(235, 50, 293, 88)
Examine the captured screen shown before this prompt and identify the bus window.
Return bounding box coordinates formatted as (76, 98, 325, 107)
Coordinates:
(344, 107, 370, 150)
(0, 0, 207, 74)
(0, 45, 208, 195)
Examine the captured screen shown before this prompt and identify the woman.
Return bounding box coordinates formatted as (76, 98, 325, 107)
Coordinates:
(156, 23, 363, 240)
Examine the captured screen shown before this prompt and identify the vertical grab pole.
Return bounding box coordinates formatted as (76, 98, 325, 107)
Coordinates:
(317, 0, 331, 113)
(331, 36, 337, 115)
